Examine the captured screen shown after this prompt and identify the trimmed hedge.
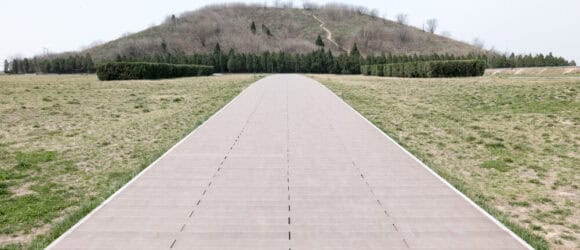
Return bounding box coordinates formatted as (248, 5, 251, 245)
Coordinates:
(96, 62, 213, 81)
(361, 65, 371, 75)
(361, 60, 486, 78)
(370, 64, 384, 76)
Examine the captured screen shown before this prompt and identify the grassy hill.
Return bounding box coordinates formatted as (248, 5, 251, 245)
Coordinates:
(87, 3, 483, 61)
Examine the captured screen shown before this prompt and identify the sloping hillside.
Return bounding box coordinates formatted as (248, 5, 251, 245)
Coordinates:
(87, 4, 483, 61)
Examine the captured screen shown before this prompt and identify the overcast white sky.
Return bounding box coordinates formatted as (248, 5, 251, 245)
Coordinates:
(1, 0, 579, 69)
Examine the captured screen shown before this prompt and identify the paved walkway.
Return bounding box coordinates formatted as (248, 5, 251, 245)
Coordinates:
(49, 75, 529, 249)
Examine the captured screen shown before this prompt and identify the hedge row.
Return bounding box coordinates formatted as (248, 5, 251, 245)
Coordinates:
(361, 60, 486, 78)
(96, 62, 213, 81)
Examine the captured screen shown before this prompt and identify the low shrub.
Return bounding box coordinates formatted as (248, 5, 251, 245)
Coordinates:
(96, 62, 213, 81)
(360, 65, 371, 75)
(429, 60, 486, 77)
(363, 60, 486, 78)
(370, 64, 384, 76)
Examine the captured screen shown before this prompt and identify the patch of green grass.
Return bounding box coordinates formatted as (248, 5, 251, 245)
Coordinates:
(0, 182, 72, 235)
(14, 150, 56, 170)
(485, 142, 506, 150)
(466, 136, 477, 142)
(481, 160, 512, 172)
(0, 169, 26, 182)
(550, 208, 572, 218)
(509, 201, 531, 207)
(530, 224, 543, 231)
(0, 182, 10, 196)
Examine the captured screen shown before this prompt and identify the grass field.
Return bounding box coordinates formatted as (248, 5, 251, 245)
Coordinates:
(0, 74, 260, 249)
(313, 74, 579, 249)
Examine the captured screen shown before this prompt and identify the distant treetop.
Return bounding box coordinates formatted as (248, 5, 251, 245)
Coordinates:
(250, 21, 256, 34)
(315, 35, 325, 47)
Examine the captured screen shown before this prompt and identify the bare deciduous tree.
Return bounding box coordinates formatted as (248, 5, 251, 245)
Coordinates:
(472, 37, 485, 49)
(396, 13, 408, 25)
(163, 15, 177, 26)
(281, 0, 294, 8)
(302, 1, 319, 10)
(426, 18, 438, 33)
(191, 20, 214, 47)
(398, 29, 410, 43)
(369, 9, 379, 19)
(355, 6, 369, 15)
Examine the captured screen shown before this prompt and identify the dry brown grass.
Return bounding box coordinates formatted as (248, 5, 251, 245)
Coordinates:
(0, 74, 260, 248)
(486, 66, 580, 77)
(313, 74, 579, 249)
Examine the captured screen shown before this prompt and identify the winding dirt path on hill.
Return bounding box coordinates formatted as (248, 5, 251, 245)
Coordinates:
(305, 12, 346, 52)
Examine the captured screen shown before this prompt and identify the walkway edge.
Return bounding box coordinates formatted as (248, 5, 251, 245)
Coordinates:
(46, 81, 252, 249)
(314, 77, 533, 250)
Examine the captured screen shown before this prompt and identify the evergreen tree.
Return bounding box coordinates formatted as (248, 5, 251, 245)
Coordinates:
(40, 44, 569, 75)
(325, 49, 334, 72)
(3, 59, 8, 73)
(227, 48, 240, 73)
(349, 43, 360, 57)
(213, 43, 221, 56)
(23, 59, 30, 73)
(53, 59, 61, 73)
(261, 24, 273, 36)
(315, 35, 325, 47)
(213, 43, 224, 72)
(347, 43, 361, 74)
(84, 54, 95, 73)
(250, 21, 257, 34)
(43, 61, 51, 73)
(161, 40, 168, 53)
(64, 56, 73, 73)
(12, 59, 19, 74)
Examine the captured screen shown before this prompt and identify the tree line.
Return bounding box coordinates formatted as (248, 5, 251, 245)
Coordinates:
(3, 54, 95, 74)
(363, 52, 574, 69)
(97, 62, 213, 81)
(486, 53, 574, 68)
(363, 60, 486, 78)
(3, 43, 575, 75)
(117, 43, 364, 74)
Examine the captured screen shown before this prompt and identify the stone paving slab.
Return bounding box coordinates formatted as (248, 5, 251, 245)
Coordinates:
(48, 75, 529, 249)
